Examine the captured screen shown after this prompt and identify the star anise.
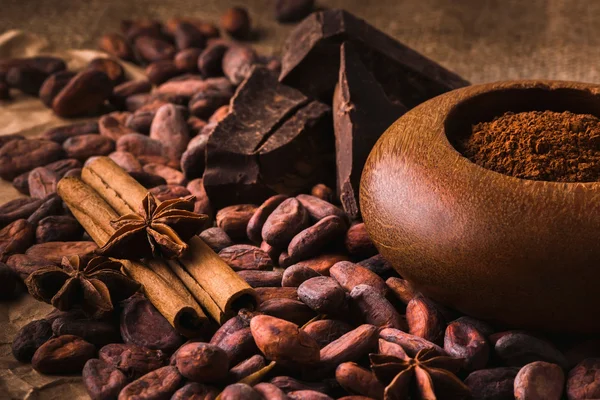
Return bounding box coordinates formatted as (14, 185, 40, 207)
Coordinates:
(25, 255, 140, 318)
(370, 339, 471, 400)
(97, 193, 207, 259)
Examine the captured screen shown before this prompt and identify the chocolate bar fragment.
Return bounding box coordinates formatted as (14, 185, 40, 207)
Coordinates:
(279, 9, 469, 108)
(203, 67, 334, 208)
(333, 42, 406, 219)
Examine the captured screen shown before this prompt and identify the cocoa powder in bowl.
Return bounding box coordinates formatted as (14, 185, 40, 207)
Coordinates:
(457, 110, 600, 182)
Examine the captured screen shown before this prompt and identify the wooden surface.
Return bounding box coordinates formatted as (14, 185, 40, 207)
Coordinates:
(2, 0, 600, 84)
(361, 80, 600, 333)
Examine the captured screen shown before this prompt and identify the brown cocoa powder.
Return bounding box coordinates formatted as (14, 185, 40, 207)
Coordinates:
(459, 110, 600, 182)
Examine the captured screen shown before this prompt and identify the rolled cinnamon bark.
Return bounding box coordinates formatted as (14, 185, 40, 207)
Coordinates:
(82, 157, 256, 323)
(57, 177, 208, 337)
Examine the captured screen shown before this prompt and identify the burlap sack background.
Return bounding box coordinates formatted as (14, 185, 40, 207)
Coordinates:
(1, 0, 600, 398)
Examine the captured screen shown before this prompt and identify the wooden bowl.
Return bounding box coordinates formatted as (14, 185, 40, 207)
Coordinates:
(361, 80, 600, 333)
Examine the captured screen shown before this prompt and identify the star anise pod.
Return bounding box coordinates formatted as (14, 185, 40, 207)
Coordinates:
(25, 255, 140, 318)
(97, 193, 207, 259)
(370, 339, 471, 400)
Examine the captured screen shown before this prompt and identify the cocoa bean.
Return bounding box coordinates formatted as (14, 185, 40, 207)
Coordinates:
(83, 359, 128, 400)
(288, 216, 347, 262)
(46, 158, 83, 177)
(464, 367, 520, 400)
(52, 316, 120, 347)
(255, 287, 299, 303)
(32, 334, 96, 374)
(63, 134, 115, 160)
(121, 19, 164, 41)
(214, 327, 259, 366)
(109, 151, 143, 172)
(174, 48, 202, 73)
(146, 60, 180, 85)
(270, 376, 331, 395)
(0, 134, 24, 148)
(174, 22, 206, 50)
(36, 215, 83, 243)
(406, 295, 446, 344)
(302, 320, 353, 349)
(98, 33, 135, 61)
(118, 366, 183, 400)
(254, 382, 290, 400)
(263, 198, 311, 248)
(275, 0, 315, 22)
(246, 195, 289, 244)
(329, 261, 387, 296)
(150, 103, 190, 161)
(379, 328, 446, 357)
(335, 362, 384, 399)
(250, 315, 319, 364)
(143, 163, 185, 186)
(289, 254, 349, 276)
(208, 104, 229, 123)
(111, 80, 152, 109)
(222, 45, 257, 85)
(26, 241, 98, 264)
(11, 319, 53, 362)
(0, 219, 35, 260)
(199, 227, 233, 253)
(220, 383, 262, 400)
(171, 383, 219, 400)
(261, 241, 283, 264)
(188, 87, 233, 119)
(198, 43, 228, 77)
(567, 358, 600, 400)
(386, 277, 418, 304)
(88, 58, 125, 85)
(310, 184, 335, 203)
(129, 171, 166, 188)
(238, 270, 283, 288)
(52, 70, 113, 118)
(279, 251, 294, 268)
(134, 36, 176, 63)
(318, 324, 378, 372)
(344, 223, 377, 258)
(444, 319, 489, 371)
(175, 342, 229, 383)
(187, 178, 213, 217)
(494, 332, 568, 369)
(210, 312, 252, 346)
(350, 284, 406, 330)
(148, 186, 190, 202)
(219, 244, 274, 271)
(125, 93, 153, 112)
(258, 298, 315, 326)
(187, 116, 207, 136)
(6, 254, 56, 280)
(27, 193, 63, 225)
(27, 167, 58, 199)
(117, 133, 165, 158)
(0, 139, 64, 180)
(99, 113, 137, 141)
(39, 71, 76, 107)
(228, 354, 266, 382)
(0, 197, 42, 226)
(514, 361, 564, 400)
(41, 121, 99, 143)
(156, 76, 232, 99)
(298, 277, 347, 315)
(216, 204, 258, 239)
(120, 294, 185, 353)
(296, 195, 346, 222)
(5, 65, 49, 95)
(99, 343, 167, 379)
(12, 171, 29, 195)
(288, 390, 333, 400)
(358, 254, 396, 279)
(221, 8, 252, 40)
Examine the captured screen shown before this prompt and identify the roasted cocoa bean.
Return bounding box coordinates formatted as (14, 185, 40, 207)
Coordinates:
(454, 316, 495, 338)
(318, 324, 378, 372)
(261, 241, 283, 264)
(175, 342, 229, 383)
(221, 8, 252, 40)
(464, 367, 520, 400)
(156, 76, 232, 99)
(121, 19, 164, 41)
(255, 287, 299, 303)
(83, 358, 128, 400)
(350, 284, 406, 330)
(143, 163, 186, 186)
(148, 185, 190, 201)
(120, 294, 185, 353)
(444, 319, 489, 371)
(247, 195, 289, 244)
(219, 245, 274, 271)
(358, 254, 396, 279)
(146, 60, 181, 85)
(279, 251, 294, 268)
(379, 328, 446, 357)
(228, 354, 266, 382)
(288, 391, 333, 400)
(0, 197, 43, 226)
(288, 216, 347, 262)
(0, 219, 35, 259)
(254, 382, 290, 400)
(263, 198, 311, 248)
(199, 227, 233, 252)
(174, 22, 206, 50)
(198, 43, 228, 77)
(98, 33, 135, 61)
(335, 362, 384, 399)
(26, 193, 63, 225)
(298, 277, 347, 315)
(210, 312, 252, 346)
(12, 171, 30, 195)
(134, 36, 176, 63)
(275, 0, 315, 22)
(302, 320, 353, 349)
(99, 114, 137, 141)
(109, 151, 143, 172)
(188, 87, 233, 119)
(220, 383, 262, 400)
(222, 45, 257, 84)
(514, 361, 564, 400)
(46, 158, 84, 177)
(187, 116, 207, 135)
(187, 178, 213, 217)
(386, 277, 418, 304)
(32, 334, 96, 374)
(118, 366, 183, 400)
(494, 332, 568, 369)
(63, 134, 115, 161)
(88, 58, 125, 85)
(149, 103, 190, 161)
(52, 70, 113, 118)
(27, 167, 58, 199)
(174, 48, 202, 73)
(330, 261, 387, 296)
(99, 343, 167, 379)
(288, 254, 349, 277)
(250, 315, 320, 364)
(238, 270, 283, 288)
(26, 241, 98, 264)
(171, 383, 219, 400)
(39, 70, 76, 107)
(0, 139, 64, 180)
(52, 316, 120, 347)
(11, 319, 53, 362)
(405, 295, 446, 344)
(208, 104, 229, 123)
(270, 376, 331, 395)
(216, 204, 258, 239)
(6, 254, 56, 280)
(567, 358, 600, 400)
(111, 80, 152, 109)
(0, 134, 24, 148)
(258, 298, 315, 326)
(344, 223, 377, 258)
(116, 133, 165, 158)
(41, 121, 99, 143)
(214, 327, 259, 366)
(36, 215, 82, 243)
(296, 194, 346, 222)
(5, 65, 49, 95)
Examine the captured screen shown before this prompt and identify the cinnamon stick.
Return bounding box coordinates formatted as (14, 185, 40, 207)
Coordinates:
(57, 177, 208, 337)
(82, 157, 256, 323)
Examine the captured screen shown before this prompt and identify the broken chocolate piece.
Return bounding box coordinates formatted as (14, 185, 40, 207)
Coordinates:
(279, 9, 469, 108)
(333, 42, 406, 219)
(203, 67, 334, 208)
